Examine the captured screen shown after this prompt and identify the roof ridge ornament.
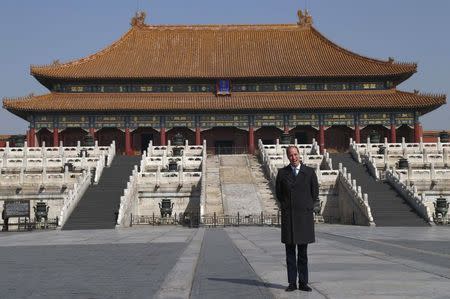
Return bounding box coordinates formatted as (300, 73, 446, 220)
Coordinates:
(131, 11, 147, 27)
(297, 9, 313, 26)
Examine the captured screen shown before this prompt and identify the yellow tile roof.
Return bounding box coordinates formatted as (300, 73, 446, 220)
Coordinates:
(3, 90, 445, 115)
(30, 24, 416, 80)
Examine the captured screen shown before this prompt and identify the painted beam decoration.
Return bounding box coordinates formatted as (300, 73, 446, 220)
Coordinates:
(59, 115, 89, 129)
(94, 115, 126, 129)
(360, 112, 390, 126)
(166, 115, 195, 128)
(254, 114, 283, 128)
(200, 115, 248, 129)
(129, 115, 160, 129)
(395, 112, 414, 126)
(55, 81, 387, 93)
(34, 115, 53, 130)
(31, 111, 415, 131)
(323, 113, 354, 126)
(289, 113, 319, 127)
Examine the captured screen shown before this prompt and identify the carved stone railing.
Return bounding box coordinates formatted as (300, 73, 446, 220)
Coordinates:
(1, 142, 115, 172)
(140, 155, 203, 172)
(58, 170, 91, 228)
(0, 166, 81, 188)
(93, 153, 106, 184)
(349, 138, 363, 163)
(351, 137, 450, 156)
(390, 165, 450, 184)
(258, 139, 338, 188)
(145, 140, 204, 157)
(116, 166, 139, 228)
(1, 140, 115, 160)
(105, 141, 116, 167)
(137, 171, 202, 187)
(385, 169, 434, 225)
(200, 140, 207, 220)
(365, 154, 381, 180)
(322, 149, 333, 170)
(337, 164, 375, 226)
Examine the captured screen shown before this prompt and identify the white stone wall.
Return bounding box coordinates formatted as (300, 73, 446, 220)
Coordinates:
(0, 198, 64, 223)
(135, 195, 200, 219)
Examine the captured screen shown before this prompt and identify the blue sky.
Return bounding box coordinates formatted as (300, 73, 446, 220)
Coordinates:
(0, 0, 449, 134)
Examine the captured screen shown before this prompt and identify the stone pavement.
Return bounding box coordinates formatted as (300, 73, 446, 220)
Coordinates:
(1, 225, 449, 298)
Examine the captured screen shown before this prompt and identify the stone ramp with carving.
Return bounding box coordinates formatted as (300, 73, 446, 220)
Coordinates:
(331, 153, 428, 226)
(63, 156, 140, 230)
(219, 155, 263, 216)
(204, 155, 224, 216)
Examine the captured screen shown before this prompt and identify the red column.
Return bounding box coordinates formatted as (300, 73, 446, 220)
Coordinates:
(248, 126, 255, 154)
(29, 128, 36, 147)
(53, 128, 59, 147)
(354, 125, 361, 143)
(414, 122, 422, 143)
(195, 127, 201, 145)
(125, 128, 132, 156)
(319, 125, 325, 154)
(284, 125, 289, 133)
(89, 127, 95, 139)
(160, 128, 166, 146)
(390, 124, 397, 143)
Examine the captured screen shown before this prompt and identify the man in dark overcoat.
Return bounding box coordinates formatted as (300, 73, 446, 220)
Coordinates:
(275, 145, 319, 292)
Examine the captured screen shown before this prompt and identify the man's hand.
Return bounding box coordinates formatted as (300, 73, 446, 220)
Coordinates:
(313, 201, 321, 214)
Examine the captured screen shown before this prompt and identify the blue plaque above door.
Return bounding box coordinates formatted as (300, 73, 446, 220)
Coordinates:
(216, 80, 231, 95)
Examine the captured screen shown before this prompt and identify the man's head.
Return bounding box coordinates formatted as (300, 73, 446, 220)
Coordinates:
(286, 146, 301, 167)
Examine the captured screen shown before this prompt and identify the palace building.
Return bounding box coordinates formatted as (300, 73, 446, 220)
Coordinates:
(3, 11, 446, 154)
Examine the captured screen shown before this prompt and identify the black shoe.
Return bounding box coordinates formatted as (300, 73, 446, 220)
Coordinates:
(285, 284, 297, 292)
(298, 283, 312, 292)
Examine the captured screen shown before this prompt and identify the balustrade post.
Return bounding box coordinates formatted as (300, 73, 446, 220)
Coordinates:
(443, 148, 448, 165)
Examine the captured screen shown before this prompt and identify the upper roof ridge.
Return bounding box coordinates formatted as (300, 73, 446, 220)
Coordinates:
(140, 23, 303, 30)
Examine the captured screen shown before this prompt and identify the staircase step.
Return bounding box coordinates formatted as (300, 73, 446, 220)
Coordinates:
(62, 155, 140, 230)
(330, 153, 427, 227)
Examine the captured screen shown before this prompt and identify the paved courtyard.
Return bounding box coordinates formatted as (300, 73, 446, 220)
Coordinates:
(1, 225, 449, 298)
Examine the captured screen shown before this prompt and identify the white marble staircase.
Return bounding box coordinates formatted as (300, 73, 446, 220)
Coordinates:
(248, 155, 279, 215)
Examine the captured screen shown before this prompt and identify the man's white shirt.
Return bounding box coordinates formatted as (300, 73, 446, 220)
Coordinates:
(290, 164, 301, 176)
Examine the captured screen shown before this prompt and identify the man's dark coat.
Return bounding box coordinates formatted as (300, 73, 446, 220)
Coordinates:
(276, 163, 319, 244)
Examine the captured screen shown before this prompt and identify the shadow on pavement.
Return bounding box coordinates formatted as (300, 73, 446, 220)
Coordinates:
(207, 277, 285, 289)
